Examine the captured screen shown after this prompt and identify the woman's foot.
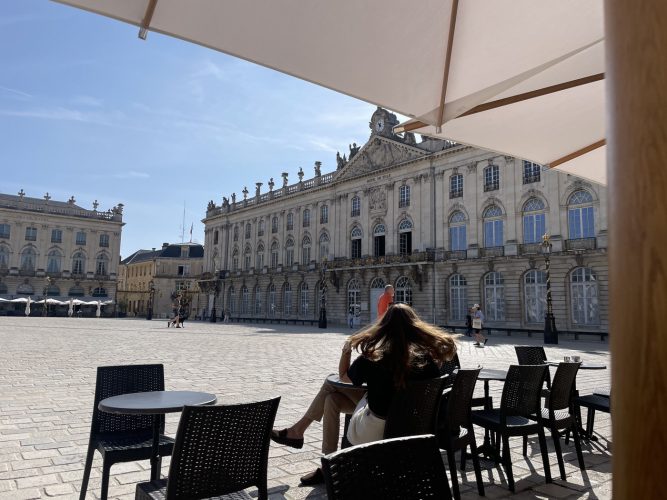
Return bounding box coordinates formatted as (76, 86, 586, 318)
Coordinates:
(270, 428, 304, 449)
(300, 467, 324, 486)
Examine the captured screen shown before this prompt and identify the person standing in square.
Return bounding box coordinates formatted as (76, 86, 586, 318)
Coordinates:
(377, 284, 394, 319)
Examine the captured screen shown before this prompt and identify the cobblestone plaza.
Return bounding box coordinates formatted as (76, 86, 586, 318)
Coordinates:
(0, 318, 611, 499)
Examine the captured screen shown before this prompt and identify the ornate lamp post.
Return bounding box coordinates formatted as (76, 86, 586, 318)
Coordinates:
(318, 259, 328, 329)
(42, 276, 53, 317)
(541, 234, 558, 344)
(146, 280, 155, 320)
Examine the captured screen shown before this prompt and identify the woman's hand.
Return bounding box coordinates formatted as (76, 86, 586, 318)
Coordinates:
(342, 340, 352, 354)
(339, 339, 353, 380)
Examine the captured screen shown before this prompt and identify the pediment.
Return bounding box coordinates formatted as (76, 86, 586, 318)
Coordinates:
(335, 136, 427, 181)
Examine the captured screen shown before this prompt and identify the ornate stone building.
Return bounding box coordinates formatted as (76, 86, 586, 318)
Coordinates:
(0, 191, 123, 313)
(117, 243, 205, 319)
(202, 108, 608, 332)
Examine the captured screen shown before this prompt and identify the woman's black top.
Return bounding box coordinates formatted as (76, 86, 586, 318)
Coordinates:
(348, 355, 440, 418)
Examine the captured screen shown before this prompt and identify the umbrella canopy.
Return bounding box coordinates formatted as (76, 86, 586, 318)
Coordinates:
(53, 0, 605, 183)
(25, 296, 31, 316)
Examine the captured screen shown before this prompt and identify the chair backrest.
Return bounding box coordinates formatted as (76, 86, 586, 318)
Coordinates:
(383, 375, 449, 439)
(165, 397, 280, 500)
(500, 365, 548, 419)
(321, 435, 452, 500)
(548, 362, 580, 412)
(91, 364, 165, 436)
(443, 367, 481, 431)
(515, 346, 547, 365)
(439, 353, 461, 377)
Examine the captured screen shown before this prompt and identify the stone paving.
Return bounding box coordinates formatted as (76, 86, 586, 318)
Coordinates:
(0, 317, 612, 499)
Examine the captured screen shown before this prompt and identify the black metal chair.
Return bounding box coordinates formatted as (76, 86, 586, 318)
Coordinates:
(135, 397, 281, 500)
(575, 393, 611, 440)
(525, 362, 585, 480)
(439, 353, 461, 378)
(437, 368, 484, 499)
(321, 435, 452, 500)
(383, 374, 450, 439)
(471, 364, 552, 492)
(515, 346, 551, 389)
(80, 364, 175, 500)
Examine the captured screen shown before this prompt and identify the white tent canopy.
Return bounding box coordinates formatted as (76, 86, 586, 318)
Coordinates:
(53, 0, 606, 184)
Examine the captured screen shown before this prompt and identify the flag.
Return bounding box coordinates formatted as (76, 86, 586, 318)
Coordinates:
(189, 223, 193, 242)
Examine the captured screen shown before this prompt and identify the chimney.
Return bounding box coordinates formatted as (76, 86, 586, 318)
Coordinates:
(162, 242, 169, 249)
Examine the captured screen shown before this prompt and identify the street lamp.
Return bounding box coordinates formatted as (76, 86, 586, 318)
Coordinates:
(146, 280, 155, 320)
(318, 259, 328, 329)
(42, 276, 53, 317)
(541, 234, 558, 344)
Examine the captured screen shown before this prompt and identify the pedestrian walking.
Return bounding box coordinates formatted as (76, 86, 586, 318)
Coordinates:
(471, 304, 488, 346)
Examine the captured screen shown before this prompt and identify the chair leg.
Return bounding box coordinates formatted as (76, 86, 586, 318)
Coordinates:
(468, 438, 485, 497)
(522, 435, 528, 456)
(537, 427, 552, 484)
(501, 434, 514, 492)
(460, 446, 467, 471)
(572, 423, 586, 472)
(79, 443, 95, 500)
(100, 460, 112, 500)
(447, 448, 460, 500)
(586, 408, 596, 440)
(564, 428, 571, 445)
(550, 426, 566, 480)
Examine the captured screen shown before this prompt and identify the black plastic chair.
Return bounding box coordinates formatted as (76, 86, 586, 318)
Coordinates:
(525, 362, 585, 480)
(575, 393, 611, 440)
(471, 364, 552, 492)
(437, 368, 484, 499)
(321, 435, 452, 500)
(80, 364, 175, 500)
(515, 346, 551, 389)
(135, 397, 281, 500)
(383, 374, 450, 439)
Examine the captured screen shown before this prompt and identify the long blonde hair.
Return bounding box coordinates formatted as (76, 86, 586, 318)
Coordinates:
(349, 303, 457, 387)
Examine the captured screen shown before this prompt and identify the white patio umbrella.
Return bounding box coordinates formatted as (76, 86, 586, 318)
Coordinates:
(52, 0, 605, 183)
(96, 300, 102, 318)
(68, 297, 74, 317)
(25, 296, 31, 316)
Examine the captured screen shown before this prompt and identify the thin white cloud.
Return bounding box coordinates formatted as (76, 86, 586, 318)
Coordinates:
(71, 95, 103, 107)
(113, 171, 150, 179)
(0, 106, 111, 125)
(0, 85, 32, 99)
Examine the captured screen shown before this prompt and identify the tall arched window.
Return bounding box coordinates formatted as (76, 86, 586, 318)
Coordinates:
(484, 164, 500, 191)
(373, 224, 386, 257)
(240, 286, 250, 314)
(0, 245, 9, 269)
(303, 209, 311, 228)
(213, 230, 219, 245)
(228, 286, 236, 314)
(267, 283, 276, 316)
(254, 285, 262, 315)
(523, 198, 546, 243)
(302, 235, 311, 265)
(243, 245, 252, 271)
(233, 226, 239, 241)
(299, 282, 309, 315)
(72, 251, 86, 275)
(18, 283, 35, 295)
(272, 216, 279, 233)
(524, 269, 547, 323)
(350, 226, 362, 259)
(370, 277, 386, 289)
(47, 249, 62, 273)
(46, 284, 60, 296)
(398, 219, 413, 256)
(483, 205, 504, 247)
(245, 223, 251, 239)
(568, 190, 595, 239)
(285, 238, 295, 267)
(348, 279, 361, 315)
(351, 196, 361, 217)
(319, 232, 330, 261)
(270, 241, 279, 268)
(95, 254, 109, 276)
(449, 211, 467, 251)
(287, 213, 294, 230)
(256, 243, 265, 269)
(450, 173, 463, 198)
(258, 219, 265, 236)
(571, 267, 600, 325)
(20, 247, 36, 271)
(320, 205, 329, 224)
(283, 282, 292, 315)
(484, 272, 505, 321)
(231, 248, 239, 271)
(449, 274, 467, 321)
(395, 276, 412, 305)
(399, 184, 411, 207)
(92, 287, 107, 297)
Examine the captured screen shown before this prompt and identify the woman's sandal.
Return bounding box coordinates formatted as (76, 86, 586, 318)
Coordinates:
(270, 429, 304, 449)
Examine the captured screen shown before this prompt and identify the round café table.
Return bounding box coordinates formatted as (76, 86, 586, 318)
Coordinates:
(99, 390, 217, 480)
(325, 374, 366, 449)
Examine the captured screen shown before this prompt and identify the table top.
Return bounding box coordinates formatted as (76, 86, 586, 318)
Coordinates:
(547, 361, 607, 370)
(326, 373, 366, 390)
(477, 368, 508, 381)
(99, 390, 217, 415)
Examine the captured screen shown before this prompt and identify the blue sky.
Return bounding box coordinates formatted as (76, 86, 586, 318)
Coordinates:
(0, 1, 378, 257)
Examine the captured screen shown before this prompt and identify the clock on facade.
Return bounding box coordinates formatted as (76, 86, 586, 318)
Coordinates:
(376, 119, 385, 132)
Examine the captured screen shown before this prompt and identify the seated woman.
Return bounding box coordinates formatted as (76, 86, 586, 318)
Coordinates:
(270, 303, 457, 485)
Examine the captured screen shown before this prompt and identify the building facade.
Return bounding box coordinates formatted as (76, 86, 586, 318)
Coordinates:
(0, 191, 123, 314)
(202, 108, 608, 332)
(117, 243, 205, 319)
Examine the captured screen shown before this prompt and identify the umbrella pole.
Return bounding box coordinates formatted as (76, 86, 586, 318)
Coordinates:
(606, 1, 667, 496)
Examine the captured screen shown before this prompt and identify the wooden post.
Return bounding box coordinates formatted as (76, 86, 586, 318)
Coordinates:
(606, 1, 667, 497)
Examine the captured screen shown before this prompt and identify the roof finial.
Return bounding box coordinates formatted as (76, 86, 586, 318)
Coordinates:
(18, 189, 25, 200)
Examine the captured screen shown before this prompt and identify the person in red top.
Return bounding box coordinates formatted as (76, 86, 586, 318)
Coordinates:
(377, 284, 394, 318)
